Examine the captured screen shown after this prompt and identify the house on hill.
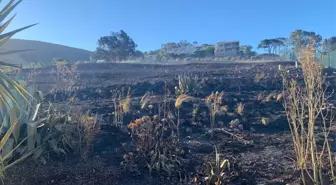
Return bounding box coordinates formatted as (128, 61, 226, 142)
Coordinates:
(214, 41, 240, 57)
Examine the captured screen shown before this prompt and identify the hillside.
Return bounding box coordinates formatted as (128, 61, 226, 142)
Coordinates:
(0, 39, 92, 66)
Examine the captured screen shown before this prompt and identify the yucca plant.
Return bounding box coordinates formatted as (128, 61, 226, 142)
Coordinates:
(0, 0, 37, 182)
(205, 146, 230, 185)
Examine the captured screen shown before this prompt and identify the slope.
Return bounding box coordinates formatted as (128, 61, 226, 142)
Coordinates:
(0, 39, 92, 66)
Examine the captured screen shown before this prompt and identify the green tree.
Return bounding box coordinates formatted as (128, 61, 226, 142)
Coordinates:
(93, 30, 137, 62)
(239, 45, 256, 57)
(257, 39, 285, 54)
(324, 37, 336, 51)
(193, 45, 215, 58)
(290, 29, 322, 52)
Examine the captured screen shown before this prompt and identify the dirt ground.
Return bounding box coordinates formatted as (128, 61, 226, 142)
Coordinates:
(5, 62, 336, 185)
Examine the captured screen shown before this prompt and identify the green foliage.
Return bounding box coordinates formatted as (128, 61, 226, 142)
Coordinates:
(52, 58, 68, 66)
(257, 38, 285, 54)
(290, 29, 322, 52)
(239, 45, 256, 57)
(175, 74, 200, 96)
(93, 30, 137, 62)
(324, 37, 336, 51)
(205, 146, 230, 185)
(193, 45, 215, 58)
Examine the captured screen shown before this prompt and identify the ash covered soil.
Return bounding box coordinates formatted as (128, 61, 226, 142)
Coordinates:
(5, 62, 336, 185)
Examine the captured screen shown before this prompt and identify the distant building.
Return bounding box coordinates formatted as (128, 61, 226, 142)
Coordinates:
(214, 41, 240, 57)
(96, 60, 106, 63)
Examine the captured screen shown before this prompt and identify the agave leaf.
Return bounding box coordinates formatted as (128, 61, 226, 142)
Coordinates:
(0, 23, 38, 48)
(0, 117, 19, 149)
(0, 89, 12, 109)
(0, 61, 19, 68)
(0, 0, 21, 23)
(0, 49, 34, 56)
(32, 147, 44, 160)
(0, 0, 15, 14)
(4, 145, 40, 171)
(0, 35, 10, 48)
(220, 159, 229, 169)
(0, 14, 16, 34)
(0, 70, 32, 104)
(9, 107, 20, 143)
(1, 138, 14, 159)
(0, 77, 21, 106)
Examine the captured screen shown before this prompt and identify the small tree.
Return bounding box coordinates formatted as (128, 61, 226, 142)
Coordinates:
(239, 45, 257, 57)
(93, 30, 137, 62)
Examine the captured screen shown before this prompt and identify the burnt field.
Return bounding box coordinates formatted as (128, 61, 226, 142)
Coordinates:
(5, 62, 336, 185)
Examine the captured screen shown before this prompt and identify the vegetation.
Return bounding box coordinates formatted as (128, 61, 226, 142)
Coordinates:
(1, 1, 336, 184)
(281, 38, 335, 184)
(92, 30, 137, 62)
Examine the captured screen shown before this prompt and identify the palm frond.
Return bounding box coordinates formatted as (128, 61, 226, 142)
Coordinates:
(0, 49, 34, 56)
(0, 23, 38, 47)
(0, 14, 16, 34)
(0, 0, 22, 22)
(0, 61, 19, 68)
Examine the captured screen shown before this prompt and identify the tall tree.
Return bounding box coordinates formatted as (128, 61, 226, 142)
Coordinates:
(324, 37, 336, 51)
(290, 29, 322, 52)
(93, 30, 137, 62)
(257, 39, 272, 54)
(257, 39, 285, 54)
(239, 45, 256, 57)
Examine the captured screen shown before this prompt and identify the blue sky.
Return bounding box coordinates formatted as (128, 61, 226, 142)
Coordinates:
(7, 0, 336, 52)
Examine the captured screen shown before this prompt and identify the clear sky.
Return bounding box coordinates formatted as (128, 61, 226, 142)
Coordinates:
(7, 0, 336, 52)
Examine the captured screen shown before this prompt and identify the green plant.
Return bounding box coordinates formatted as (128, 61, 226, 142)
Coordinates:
(205, 146, 230, 185)
(175, 74, 200, 96)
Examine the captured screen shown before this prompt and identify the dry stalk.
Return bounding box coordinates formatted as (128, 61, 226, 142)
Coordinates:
(175, 94, 194, 139)
(282, 42, 335, 184)
(205, 91, 224, 138)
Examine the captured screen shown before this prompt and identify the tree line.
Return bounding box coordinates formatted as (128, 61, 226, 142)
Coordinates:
(91, 29, 336, 62)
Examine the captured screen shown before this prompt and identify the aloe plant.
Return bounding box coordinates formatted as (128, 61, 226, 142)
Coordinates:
(0, 0, 37, 182)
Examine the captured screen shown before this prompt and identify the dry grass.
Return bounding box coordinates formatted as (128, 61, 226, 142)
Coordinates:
(257, 92, 264, 101)
(205, 91, 225, 138)
(260, 117, 269, 126)
(175, 94, 194, 108)
(175, 94, 194, 138)
(235, 103, 244, 116)
(140, 92, 152, 109)
(254, 72, 265, 83)
(282, 42, 335, 184)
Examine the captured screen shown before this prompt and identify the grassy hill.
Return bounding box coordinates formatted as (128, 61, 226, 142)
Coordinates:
(0, 39, 92, 66)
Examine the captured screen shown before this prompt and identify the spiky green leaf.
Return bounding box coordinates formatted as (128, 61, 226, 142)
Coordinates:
(0, 0, 22, 23)
(0, 49, 34, 56)
(0, 23, 38, 48)
(0, 14, 16, 34)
